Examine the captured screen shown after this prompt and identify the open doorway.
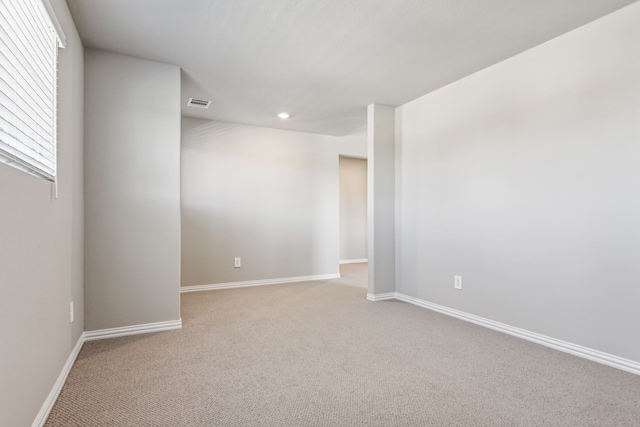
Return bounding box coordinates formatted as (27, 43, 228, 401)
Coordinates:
(339, 156, 368, 286)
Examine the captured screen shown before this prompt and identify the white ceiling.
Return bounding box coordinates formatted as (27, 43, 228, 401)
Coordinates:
(67, 0, 637, 136)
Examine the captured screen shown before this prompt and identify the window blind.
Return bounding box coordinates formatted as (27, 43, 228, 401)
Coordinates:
(0, 0, 60, 181)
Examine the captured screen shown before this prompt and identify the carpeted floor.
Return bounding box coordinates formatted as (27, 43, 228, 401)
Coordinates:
(46, 263, 640, 426)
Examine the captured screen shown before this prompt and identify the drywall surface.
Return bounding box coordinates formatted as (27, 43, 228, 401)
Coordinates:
(339, 157, 367, 261)
(181, 118, 366, 286)
(0, 1, 84, 425)
(84, 50, 181, 330)
(368, 104, 396, 295)
(396, 2, 640, 362)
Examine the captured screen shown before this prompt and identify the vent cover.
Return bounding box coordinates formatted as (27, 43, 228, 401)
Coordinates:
(187, 98, 211, 109)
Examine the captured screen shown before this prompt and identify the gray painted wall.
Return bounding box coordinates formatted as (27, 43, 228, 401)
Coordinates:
(339, 157, 367, 261)
(84, 50, 181, 331)
(367, 104, 396, 295)
(0, 1, 84, 425)
(181, 118, 366, 287)
(396, 3, 640, 362)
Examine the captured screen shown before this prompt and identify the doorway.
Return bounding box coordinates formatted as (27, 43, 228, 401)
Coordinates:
(339, 156, 368, 283)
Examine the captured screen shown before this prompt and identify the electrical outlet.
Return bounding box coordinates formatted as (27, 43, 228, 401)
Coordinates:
(234, 257, 241, 268)
(454, 275, 462, 290)
(69, 301, 74, 323)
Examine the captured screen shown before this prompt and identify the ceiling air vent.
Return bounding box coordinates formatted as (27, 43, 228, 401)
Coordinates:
(187, 98, 211, 109)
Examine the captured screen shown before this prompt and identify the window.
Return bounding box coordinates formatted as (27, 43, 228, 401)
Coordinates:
(0, 0, 65, 181)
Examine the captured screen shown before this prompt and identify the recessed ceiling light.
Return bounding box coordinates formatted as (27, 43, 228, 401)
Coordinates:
(277, 112, 291, 119)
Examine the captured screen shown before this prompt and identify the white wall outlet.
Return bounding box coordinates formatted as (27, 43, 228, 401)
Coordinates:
(454, 275, 462, 290)
(234, 257, 241, 268)
(69, 301, 74, 323)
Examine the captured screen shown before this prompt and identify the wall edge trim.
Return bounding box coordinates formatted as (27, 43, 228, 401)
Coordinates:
(34, 319, 182, 426)
(339, 259, 368, 264)
(31, 333, 84, 427)
(393, 292, 640, 376)
(180, 274, 341, 293)
(84, 319, 182, 342)
(366, 292, 396, 301)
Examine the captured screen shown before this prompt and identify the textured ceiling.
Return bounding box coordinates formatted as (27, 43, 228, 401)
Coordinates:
(67, 0, 637, 135)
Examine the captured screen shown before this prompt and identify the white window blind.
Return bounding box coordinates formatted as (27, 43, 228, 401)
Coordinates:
(0, 0, 61, 181)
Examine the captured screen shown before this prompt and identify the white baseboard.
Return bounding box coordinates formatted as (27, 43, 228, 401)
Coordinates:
(368, 291, 640, 376)
(31, 334, 84, 427)
(84, 319, 182, 341)
(339, 259, 368, 265)
(180, 273, 341, 293)
(33, 319, 183, 426)
(366, 292, 396, 301)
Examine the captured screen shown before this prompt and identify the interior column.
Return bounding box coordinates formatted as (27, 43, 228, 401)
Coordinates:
(367, 104, 396, 298)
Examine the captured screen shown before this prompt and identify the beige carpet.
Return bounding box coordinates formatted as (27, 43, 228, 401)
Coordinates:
(46, 264, 640, 426)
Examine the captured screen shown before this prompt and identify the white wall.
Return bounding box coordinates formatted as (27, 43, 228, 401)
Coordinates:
(84, 50, 181, 330)
(396, 2, 640, 362)
(181, 118, 366, 287)
(0, 1, 84, 425)
(339, 157, 367, 262)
